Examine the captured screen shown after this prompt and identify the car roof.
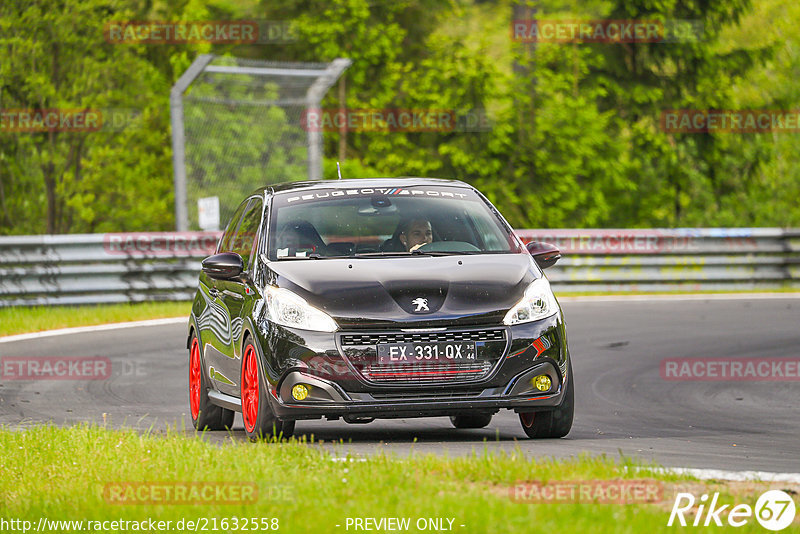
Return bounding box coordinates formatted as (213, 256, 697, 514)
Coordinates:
(250, 177, 474, 197)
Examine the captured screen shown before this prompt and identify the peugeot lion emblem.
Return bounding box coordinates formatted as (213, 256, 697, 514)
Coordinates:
(412, 297, 429, 312)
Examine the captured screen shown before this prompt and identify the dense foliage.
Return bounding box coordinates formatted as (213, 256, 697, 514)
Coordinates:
(0, 0, 797, 233)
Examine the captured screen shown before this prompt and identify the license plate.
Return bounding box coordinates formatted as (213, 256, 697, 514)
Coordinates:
(377, 342, 477, 364)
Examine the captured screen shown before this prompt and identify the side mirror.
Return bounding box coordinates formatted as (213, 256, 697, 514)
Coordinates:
(526, 241, 561, 269)
(202, 252, 244, 280)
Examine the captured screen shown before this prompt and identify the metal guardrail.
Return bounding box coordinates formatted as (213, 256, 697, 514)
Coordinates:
(0, 233, 219, 307)
(517, 228, 800, 293)
(0, 229, 798, 306)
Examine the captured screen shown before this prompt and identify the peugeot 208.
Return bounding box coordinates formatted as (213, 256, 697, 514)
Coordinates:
(187, 178, 572, 440)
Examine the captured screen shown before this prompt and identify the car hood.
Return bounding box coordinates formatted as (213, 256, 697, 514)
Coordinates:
(267, 254, 539, 327)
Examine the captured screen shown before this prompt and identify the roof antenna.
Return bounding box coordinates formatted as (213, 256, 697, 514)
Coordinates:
(336, 161, 342, 180)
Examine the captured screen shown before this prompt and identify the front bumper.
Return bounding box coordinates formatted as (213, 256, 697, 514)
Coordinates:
(270, 358, 568, 420)
(258, 312, 571, 421)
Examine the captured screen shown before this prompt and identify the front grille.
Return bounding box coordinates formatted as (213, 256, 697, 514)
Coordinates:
(340, 328, 505, 346)
(362, 361, 492, 383)
(338, 327, 507, 385)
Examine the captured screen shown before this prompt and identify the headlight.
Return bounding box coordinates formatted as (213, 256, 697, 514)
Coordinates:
(503, 277, 559, 325)
(264, 286, 338, 332)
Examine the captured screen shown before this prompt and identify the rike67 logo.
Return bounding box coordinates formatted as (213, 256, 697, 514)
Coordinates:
(668, 490, 796, 531)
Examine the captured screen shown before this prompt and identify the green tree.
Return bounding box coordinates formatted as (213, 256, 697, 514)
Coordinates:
(590, 0, 773, 226)
(1, 0, 798, 235)
(0, 0, 174, 234)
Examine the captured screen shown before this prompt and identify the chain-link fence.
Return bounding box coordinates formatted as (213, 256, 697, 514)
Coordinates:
(170, 55, 350, 231)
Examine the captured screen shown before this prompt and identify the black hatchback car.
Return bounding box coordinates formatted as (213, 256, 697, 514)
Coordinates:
(187, 178, 573, 440)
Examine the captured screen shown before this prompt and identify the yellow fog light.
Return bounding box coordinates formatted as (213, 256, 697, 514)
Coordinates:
(291, 384, 310, 401)
(532, 375, 552, 392)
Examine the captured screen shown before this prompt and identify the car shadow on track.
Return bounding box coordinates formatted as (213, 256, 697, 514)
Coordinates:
(185, 417, 529, 445)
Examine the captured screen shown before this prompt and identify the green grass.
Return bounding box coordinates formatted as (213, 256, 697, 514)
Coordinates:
(0, 425, 780, 533)
(0, 302, 190, 337)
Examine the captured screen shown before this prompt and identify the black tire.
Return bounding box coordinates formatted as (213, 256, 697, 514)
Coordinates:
(450, 413, 493, 429)
(240, 339, 294, 441)
(519, 360, 574, 439)
(189, 333, 235, 431)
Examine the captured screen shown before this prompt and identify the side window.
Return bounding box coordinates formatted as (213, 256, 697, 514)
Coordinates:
(218, 201, 248, 253)
(232, 198, 262, 270)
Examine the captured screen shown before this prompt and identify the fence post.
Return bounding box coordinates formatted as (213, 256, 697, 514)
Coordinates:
(170, 54, 215, 232)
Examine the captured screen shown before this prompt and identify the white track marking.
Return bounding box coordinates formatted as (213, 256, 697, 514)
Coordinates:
(634, 467, 800, 483)
(0, 317, 186, 344)
(559, 293, 800, 303)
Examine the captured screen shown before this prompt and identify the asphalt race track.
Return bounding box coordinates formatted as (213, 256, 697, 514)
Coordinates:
(1, 297, 798, 473)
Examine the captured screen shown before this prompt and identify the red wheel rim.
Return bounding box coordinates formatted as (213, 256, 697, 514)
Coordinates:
(189, 339, 201, 420)
(520, 412, 535, 428)
(241, 345, 259, 433)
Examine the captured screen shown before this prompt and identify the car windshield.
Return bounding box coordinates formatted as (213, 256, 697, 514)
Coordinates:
(267, 185, 522, 260)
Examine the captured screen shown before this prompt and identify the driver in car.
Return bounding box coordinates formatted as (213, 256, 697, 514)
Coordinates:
(399, 218, 433, 252)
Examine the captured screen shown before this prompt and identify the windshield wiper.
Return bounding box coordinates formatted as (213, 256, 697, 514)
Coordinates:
(412, 250, 482, 256)
(350, 251, 413, 257)
(348, 250, 481, 258)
